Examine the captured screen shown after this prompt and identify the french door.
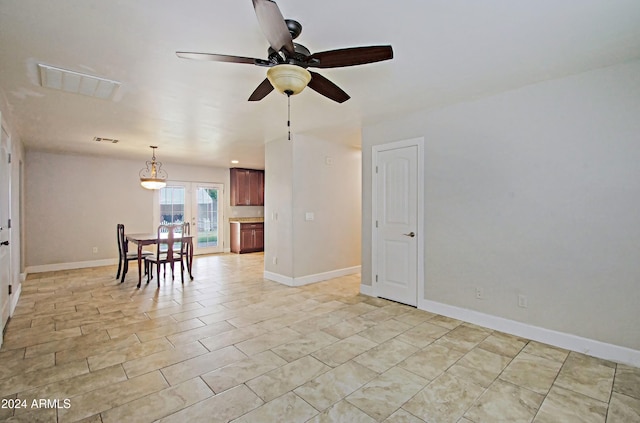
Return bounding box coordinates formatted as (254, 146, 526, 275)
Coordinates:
(158, 182, 224, 255)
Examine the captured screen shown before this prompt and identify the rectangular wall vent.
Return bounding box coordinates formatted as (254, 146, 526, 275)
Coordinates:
(38, 63, 121, 100)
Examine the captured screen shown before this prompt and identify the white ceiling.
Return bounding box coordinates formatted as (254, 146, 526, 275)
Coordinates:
(1, 0, 640, 169)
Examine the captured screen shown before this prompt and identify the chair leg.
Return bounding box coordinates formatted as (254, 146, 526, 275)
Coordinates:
(157, 262, 161, 288)
(116, 258, 122, 279)
(120, 260, 128, 283)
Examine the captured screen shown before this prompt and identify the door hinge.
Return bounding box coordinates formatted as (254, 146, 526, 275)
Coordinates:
(375, 220, 378, 228)
(7, 153, 11, 164)
(7, 218, 10, 229)
(375, 166, 378, 173)
(375, 274, 378, 282)
(8, 285, 11, 295)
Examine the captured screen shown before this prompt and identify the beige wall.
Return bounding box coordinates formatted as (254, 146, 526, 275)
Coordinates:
(292, 135, 361, 277)
(362, 60, 640, 352)
(25, 151, 234, 268)
(264, 138, 294, 277)
(265, 134, 361, 280)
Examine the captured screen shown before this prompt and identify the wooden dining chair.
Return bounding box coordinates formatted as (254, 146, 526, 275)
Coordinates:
(175, 222, 191, 271)
(164, 222, 189, 277)
(145, 224, 186, 287)
(116, 224, 151, 283)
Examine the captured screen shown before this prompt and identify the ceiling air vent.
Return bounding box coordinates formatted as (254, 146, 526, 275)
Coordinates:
(93, 137, 119, 144)
(38, 63, 121, 100)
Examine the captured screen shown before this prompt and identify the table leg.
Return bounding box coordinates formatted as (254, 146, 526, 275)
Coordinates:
(136, 244, 143, 288)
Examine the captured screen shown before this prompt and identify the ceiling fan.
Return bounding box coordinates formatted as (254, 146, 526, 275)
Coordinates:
(176, 0, 393, 103)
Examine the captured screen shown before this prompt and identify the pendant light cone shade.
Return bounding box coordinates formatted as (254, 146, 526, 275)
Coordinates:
(267, 64, 311, 95)
(139, 146, 167, 189)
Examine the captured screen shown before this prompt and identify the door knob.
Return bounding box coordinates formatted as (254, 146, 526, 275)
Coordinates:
(0, 241, 8, 246)
(403, 232, 415, 238)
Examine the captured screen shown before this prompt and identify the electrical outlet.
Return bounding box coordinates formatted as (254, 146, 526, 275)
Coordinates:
(475, 287, 483, 299)
(518, 294, 528, 308)
(92, 247, 98, 254)
(272, 257, 278, 265)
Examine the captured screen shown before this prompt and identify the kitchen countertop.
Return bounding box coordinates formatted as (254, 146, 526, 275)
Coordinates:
(229, 217, 264, 223)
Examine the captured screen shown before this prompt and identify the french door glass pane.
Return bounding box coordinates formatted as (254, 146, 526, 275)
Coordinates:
(195, 186, 218, 248)
(160, 186, 185, 225)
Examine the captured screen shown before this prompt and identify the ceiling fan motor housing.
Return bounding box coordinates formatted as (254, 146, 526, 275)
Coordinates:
(285, 19, 302, 39)
(268, 43, 311, 66)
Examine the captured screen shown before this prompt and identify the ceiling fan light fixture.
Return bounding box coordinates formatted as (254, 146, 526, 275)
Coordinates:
(139, 146, 168, 190)
(267, 64, 311, 96)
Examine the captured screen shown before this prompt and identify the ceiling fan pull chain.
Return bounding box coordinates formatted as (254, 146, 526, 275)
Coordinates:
(287, 92, 291, 141)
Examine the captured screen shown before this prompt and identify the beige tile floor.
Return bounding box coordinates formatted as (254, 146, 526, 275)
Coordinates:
(1, 253, 639, 422)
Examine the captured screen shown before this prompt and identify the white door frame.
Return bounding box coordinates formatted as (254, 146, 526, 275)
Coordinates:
(190, 182, 224, 255)
(372, 137, 425, 307)
(0, 121, 13, 334)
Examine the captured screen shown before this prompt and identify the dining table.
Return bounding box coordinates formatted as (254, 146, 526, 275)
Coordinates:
(126, 232, 194, 288)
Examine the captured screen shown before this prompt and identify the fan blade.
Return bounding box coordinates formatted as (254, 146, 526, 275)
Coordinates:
(307, 71, 350, 103)
(176, 51, 271, 66)
(252, 0, 294, 55)
(248, 78, 274, 101)
(307, 45, 393, 68)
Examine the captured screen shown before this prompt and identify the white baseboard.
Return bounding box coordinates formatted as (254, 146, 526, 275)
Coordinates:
(26, 258, 118, 274)
(420, 299, 640, 368)
(2, 277, 26, 350)
(264, 266, 361, 287)
(0, 280, 22, 350)
(355, 290, 640, 367)
(360, 283, 374, 297)
(10, 283, 22, 316)
(263, 271, 294, 286)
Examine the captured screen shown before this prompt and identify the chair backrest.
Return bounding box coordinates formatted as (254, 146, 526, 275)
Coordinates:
(179, 222, 190, 253)
(156, 224, 176, 261)
(117, 224, 127, 258)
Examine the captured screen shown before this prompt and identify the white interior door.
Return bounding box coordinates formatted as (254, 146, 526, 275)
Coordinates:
(0, 125, 12, 329)
(373, 139, 423, 306)
(159, 182, 223, 255)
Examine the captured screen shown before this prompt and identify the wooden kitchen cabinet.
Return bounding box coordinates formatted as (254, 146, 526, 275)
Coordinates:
(230, 168, 264, 206)
(230, 222, 264, 253)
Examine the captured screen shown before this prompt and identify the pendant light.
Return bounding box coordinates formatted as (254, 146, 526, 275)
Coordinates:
(139, 146, 167, 190)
